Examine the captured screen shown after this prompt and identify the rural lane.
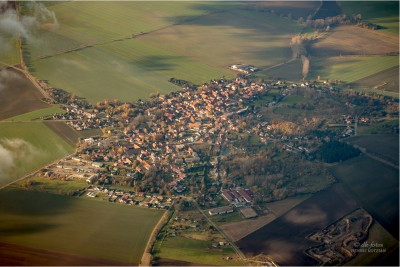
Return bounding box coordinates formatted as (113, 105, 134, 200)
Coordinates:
(190, 198, 248, 266)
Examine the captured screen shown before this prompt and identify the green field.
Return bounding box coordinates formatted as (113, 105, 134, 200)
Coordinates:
(154, 236, 242, 266)
(328, 156, 399, 238)
(0, 122, 74, 186)
(259, 59, 303, 81)
(5, 105, 65, 121)
(230, 9, 304, 33)
(23, 1, 240, 59)
(0, 38, 20, 66)
(359, 119, 399, 135)
(30, 42, 229, 103)
(340, 1, 399, 36)
(18, 176, 88, 195)
(137, 11, 294, 70)
(273, 107, 307, 115)
(0, 187, 164, 264)
(309, 56, 399, 83)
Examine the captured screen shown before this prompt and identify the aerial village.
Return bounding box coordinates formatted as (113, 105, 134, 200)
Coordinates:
(37, 73, 393, 214)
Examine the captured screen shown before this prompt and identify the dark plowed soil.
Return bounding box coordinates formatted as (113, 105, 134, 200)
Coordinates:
(0, 68, 49, 120)
(0, 242, 135, 266)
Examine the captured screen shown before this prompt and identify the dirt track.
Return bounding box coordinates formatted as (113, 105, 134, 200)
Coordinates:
(0, 242, 135, 266)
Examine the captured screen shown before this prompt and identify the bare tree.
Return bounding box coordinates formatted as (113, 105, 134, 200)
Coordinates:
(301, 55, 310, 79)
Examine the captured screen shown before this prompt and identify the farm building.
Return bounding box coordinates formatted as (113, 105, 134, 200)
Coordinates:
(239, 207, 258, 219)
(221, 188, 254, 205)
(92, 162, 103, 168)
(208, 206, 234, 216)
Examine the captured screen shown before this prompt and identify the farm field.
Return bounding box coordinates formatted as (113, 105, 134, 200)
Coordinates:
(340, 1, 399, 36)
(0, 122, 74, 186)
(244, 1, 320, 20)
(236, 184, 359, 266)
(0, 187, 165, 264)
(30, 46, 179, 103)
(18, 176, 88, 196)
(328, 156, 399, 239)
(259, 59, 303, 81)
(358, 119, 399, 135)
(0, 242, 130, 266)
(100, 39, 231, 85)
(22, 1, 240, 59)
(347, 134, 399, 163)
(0, 38, 20, 66)
(43, 121, 84, 147)
(308, 55, 399, 84)
(0, 68, 49, 120)
(153, 236, 243, 266)
(350, 65, 399, 93)
(345, 220, 399, 266)
(266, 194, 310, 217)
(5, 105, 65, 121)
(230, 9, 303, 33)
(137, 11, 294, 70)
(219, 213, 276, 242)
(273, 107, 308, 115)
(309, 25, 399, 57)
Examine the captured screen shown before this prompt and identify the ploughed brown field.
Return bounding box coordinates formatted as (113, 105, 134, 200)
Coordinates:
(0, 68, 49, 120)
(0, 242, 135, 266)
(236, 184, 359, 266)
(43, 121, 80, 147)
(309, 25, 399, 57)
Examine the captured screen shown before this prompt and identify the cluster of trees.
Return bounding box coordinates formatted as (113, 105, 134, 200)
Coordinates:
(317, 141, 360, 163)
(169, 78, 195, 90)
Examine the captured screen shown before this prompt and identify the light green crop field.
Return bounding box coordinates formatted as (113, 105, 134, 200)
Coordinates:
(309, 56, 399, 83)
(47, 1, 239, 42)
(5, 105, 65, 121)
(100, 39, 232, 84)
(30, 43, 230, 103)
(230, 9, 304, 33)
(0, 187, 165, 264)
(137, 11, 293, 70)
(340, 1, 399, 36)
(154, 236, 243, 266)
(0, 38, 20, 66)
(0, 122, 74, 186)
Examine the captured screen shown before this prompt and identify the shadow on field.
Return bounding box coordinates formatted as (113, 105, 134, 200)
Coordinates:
(132, 55, 178, 71)
(0, 223, 58, 237)
(0, 188, 73, 217)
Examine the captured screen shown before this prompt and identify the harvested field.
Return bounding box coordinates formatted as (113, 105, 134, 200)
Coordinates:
(0, 68, 49, 120)
(0, 38, 20, 66)
(245, 1, 320, 20)
(0, 187, 164, 264)
(220, 213, 276, 242)
(309, 25, 399, 57)
(328, 156, 399, 239)
(43, 121, 80, 147)
(236, 184, 359, 266)
(347, 134, 399, 164)
(266, 195, 309, 217)
(350, 65, 399, 93)
(0, 242, 133, 266)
